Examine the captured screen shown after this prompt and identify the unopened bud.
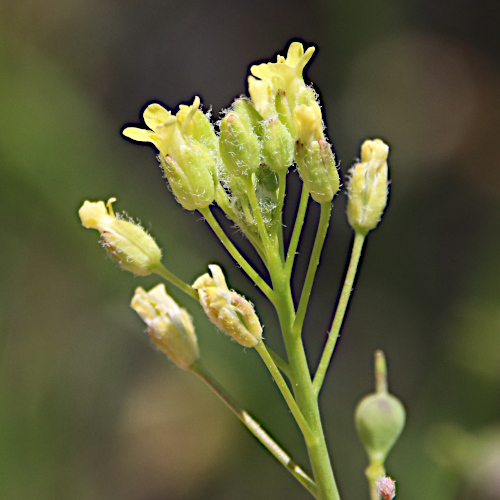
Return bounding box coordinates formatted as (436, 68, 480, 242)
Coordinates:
(355, 351, 406, 465)
(295, 137, 340, 203)
(79, 198, 162, 276)
(261, 117, 294, 173)
(176, 97, 219, 155)
(192, 265, 262, 347)
(275, 90, 294, 135)
(219, 112, 261, 178)
(293, 101, 340, 203)
(376, 476, 396, 500)
(347, 139, 389, 234)
(159, 143, 216, 211)
(131, 284, 199, 370)
(233, 97, 264, 136)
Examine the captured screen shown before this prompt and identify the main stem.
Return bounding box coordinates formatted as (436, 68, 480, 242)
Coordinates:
(268, 248, 340, 500)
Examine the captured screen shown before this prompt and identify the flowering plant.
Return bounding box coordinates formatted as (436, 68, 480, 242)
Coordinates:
(79, 42, 405, 500)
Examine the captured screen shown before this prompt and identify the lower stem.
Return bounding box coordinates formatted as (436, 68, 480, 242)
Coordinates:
(268, 249, 340, 500)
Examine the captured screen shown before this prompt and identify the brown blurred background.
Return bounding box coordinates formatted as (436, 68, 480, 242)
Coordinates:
(1, 0, 500, 498)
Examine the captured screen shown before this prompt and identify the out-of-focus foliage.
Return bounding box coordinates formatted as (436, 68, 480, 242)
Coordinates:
(1, 0, 499, 498)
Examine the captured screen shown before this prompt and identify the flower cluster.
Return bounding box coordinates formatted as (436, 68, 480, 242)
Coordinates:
(123, 42, 341, 239)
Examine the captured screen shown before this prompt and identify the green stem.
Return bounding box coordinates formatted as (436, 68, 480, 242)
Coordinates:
(245, 177, 274, 256)
(273, 170, 288, 264)
(255, 342, 314, 444)
(285, 183, 309, 280)
(292, 202, 332, 336)
(152, 263, 199, 300)
(365, 464, 385, 500)
(312, 231, 366, 396)
(267, 247, 341, 500)
(215, 184, 267, 260)
(265, 345, 292, 380)
(190, 362, 317, 497)
(199, 207, 275, 302)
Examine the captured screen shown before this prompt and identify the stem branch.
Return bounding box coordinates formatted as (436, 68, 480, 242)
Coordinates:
(292, 202, 332, 336)
(313, 231, 365, 396)
(285, 184, 309, 279)
(199, 207, 275, 302)
(191, 362, 317, 497)
(153, 263, 199, 300)
(255, 342, 314, 443)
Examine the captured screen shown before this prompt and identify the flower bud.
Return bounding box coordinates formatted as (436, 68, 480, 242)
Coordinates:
(192, 265, 262, 348)
(219, 112, 261, 178)
(261, 117, 294, 173)
(275, 89, 295, 136)
(293, 101, 340, 203)
(295, 138, 340, 203)
(355, 351, 406, 465)
(131, 284, 199, 370)
(159, 143, 216, 211)
(347, 139, 389, 234)
(176, 97, 219, 155)
(233, 97, 264, 136)
(376, 476, 396, 500)
(79, 198, 162, 276)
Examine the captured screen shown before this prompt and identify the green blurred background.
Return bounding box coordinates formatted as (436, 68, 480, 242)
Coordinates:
(1, 0, 500, 498)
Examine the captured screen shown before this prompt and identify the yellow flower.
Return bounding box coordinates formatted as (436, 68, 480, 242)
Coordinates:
(131, 284, 199, 370)
(123, 97, 216, 211)
(192, 265, 262, 348)
(249, 42, 315, 117)
(79, 198, 162, 275)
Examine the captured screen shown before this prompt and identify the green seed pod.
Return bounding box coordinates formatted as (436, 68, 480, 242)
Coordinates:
(219, 112, 261, 179)
(355, 351, 406, 465)
(261, 117, 294, 173)
(356, 392, 406, 465)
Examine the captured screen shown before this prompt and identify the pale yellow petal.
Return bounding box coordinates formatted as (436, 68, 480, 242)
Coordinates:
(248, 76, 274, 118)
(143, 103, 171, 130)
(78, 200, 113, 230)
(123, 127, 168, 156)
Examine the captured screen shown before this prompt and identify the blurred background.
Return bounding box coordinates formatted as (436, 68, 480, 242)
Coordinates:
(1, 0, 500, 498)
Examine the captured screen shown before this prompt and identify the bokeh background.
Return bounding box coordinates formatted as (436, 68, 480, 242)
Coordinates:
(1, 0, 500, 498)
